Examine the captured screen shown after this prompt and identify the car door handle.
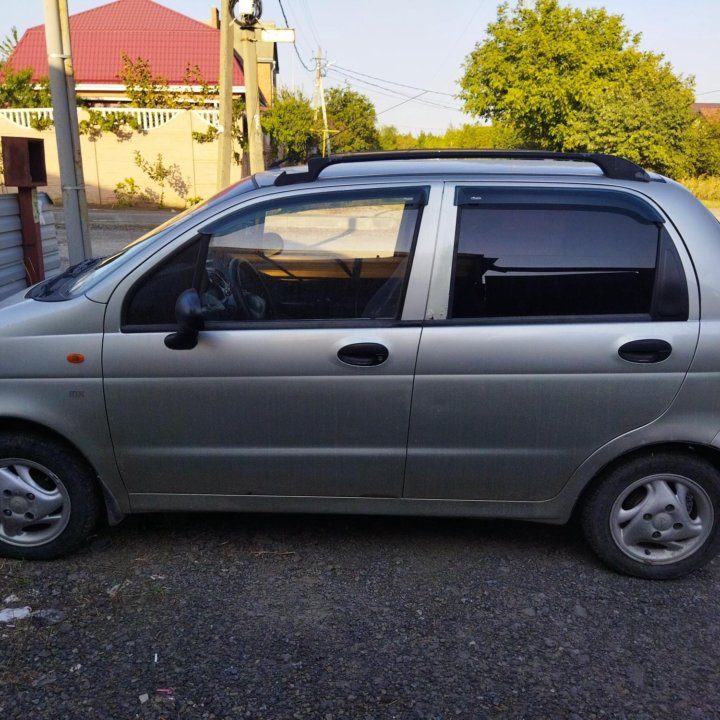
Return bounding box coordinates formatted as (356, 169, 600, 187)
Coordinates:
(338, 343, 389, 367)
(618, 339, 672, 364)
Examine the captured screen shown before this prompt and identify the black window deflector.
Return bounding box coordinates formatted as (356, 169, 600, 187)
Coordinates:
(454, 187, 665, 225)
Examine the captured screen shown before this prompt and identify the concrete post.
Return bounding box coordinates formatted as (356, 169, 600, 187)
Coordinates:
(43, 0, 91, 264)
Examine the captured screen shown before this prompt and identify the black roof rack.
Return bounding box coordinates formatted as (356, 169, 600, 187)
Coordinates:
(273, 149, 651, 186)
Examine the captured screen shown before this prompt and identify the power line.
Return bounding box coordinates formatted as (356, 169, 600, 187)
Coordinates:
(276, 0, 313, 72)
(327, 68, 463, 112)
(332, 64, 456, 97)
(697, 89, 720, 97)
(298, 0, 322, 48)
(376, 91, 431, 118)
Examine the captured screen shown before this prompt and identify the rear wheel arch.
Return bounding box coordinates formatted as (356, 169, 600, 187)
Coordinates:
(575, 442, 720, 513)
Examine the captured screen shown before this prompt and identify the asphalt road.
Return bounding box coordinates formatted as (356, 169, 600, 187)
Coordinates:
(1, 513, 719, 719)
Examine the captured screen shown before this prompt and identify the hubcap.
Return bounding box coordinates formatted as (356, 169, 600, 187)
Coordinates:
(610, 473, 714, 565)
(0, 459, 70, 547)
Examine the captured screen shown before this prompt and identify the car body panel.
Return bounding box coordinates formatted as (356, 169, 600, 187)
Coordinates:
(101, 181, 445, 502)
(0, 158, 719, 532)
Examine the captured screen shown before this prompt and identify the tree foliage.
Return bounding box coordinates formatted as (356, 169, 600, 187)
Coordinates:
(0, 65, 51, 110)
(261, 86, 382, 161)
(118, 53, 178, 108)
(0, 26, 19, 63)
(379, 124, 495, 150)
(261, 89, 318, 163)
(325, 87, 380, 154)
(459, 0, 699, 176)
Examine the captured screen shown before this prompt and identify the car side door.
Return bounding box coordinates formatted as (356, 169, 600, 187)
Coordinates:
(404, 183, 700, 501)
(102, 183, 439, 506)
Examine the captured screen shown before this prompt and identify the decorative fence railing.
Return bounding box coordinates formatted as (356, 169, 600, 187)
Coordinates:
(0, 108, 55, 129)
(0, 107, 220, 131)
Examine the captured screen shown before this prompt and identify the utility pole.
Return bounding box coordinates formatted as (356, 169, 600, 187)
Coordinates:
(313, 49, 331, 156)
(43, 0, 90, 263)
(237, 25, 264, 174)
(219, 1, 265, 182)
(216, 0, 234, 191)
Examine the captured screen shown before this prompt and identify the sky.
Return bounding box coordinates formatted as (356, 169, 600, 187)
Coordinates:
(2, 0, 719, 134)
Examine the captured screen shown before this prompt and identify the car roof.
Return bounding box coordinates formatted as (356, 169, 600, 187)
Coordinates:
(257, 150, 661, 189)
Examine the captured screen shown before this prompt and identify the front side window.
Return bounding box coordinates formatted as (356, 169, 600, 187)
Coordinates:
(201, 188, 426, 323)
(124, 187, 426, 328)
(450, 187, 686, 321)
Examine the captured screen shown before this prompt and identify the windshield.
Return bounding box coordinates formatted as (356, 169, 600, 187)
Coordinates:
(28, 179, 257, 301)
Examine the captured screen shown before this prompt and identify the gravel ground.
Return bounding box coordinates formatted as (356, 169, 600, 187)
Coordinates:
(1, 513, 719, 719)
(12, 207, 718, 718)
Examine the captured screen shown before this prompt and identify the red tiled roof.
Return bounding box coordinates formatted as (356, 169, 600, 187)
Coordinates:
(8, 0, 243, 86)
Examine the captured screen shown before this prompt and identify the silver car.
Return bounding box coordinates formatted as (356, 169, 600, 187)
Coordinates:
(1, 150, 719, 580)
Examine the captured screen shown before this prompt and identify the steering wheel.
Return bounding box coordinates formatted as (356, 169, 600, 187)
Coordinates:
(228, 258, 274, 320)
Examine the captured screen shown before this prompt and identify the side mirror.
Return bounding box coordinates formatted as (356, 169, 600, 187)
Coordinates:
(164, 288, 205, 350)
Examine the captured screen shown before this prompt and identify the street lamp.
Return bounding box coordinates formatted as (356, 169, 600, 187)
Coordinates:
(231, 0, 262, 26)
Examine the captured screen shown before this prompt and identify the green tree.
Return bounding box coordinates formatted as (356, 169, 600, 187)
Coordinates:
(118, 53, 177, 108)
(261, 89, 318, 163)
(378, 124, 495, 151)
(459, 0, 697, 176)
(325, 87, 379, 154)
(0, 26, 19, 63)
(0, 65, 51, 109)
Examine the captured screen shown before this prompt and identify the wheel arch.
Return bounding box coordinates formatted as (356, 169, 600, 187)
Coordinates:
(0, 416, 125, 525)
(573, 441, 720, 519)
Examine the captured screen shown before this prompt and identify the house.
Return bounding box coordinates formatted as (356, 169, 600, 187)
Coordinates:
(7, 0, 278, 107)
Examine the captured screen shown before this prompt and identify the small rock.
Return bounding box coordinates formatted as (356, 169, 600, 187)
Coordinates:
(521, 607, 536, 617)
(32, 609, 66, 626)
(629, 664, 645, 688)
(139, 693, 149, 704)
(573, 604, 588, 619)
(3, 594, 20, 603)
(0, 606, 32, 623)
(31, 671, 58, 688)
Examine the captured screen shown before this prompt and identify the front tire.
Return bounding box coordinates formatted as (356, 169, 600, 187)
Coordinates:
(581, 453, 720, 580)
(0, 434, 100, 560)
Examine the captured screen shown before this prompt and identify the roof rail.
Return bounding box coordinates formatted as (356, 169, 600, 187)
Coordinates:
(273, 149, 652, 186)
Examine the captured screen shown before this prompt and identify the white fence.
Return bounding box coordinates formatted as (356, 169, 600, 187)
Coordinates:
(0, 107, 221, 132)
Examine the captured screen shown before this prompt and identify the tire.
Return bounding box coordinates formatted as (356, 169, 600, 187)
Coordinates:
(0, 433, 101, 560)
(581, 452, 720, 580)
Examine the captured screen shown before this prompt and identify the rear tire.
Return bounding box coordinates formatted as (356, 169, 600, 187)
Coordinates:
(0, 434, 100, 560)
(581, 453, 720, 580)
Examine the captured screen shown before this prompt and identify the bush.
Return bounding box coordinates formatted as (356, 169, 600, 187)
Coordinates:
(681, 176, 720, 203)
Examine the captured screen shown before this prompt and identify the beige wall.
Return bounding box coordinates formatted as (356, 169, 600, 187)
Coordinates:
(0, 110, 247, 208)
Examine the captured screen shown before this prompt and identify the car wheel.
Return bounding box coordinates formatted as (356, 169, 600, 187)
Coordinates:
(0, 434, 101, 560)
(581, 453, 720, 579)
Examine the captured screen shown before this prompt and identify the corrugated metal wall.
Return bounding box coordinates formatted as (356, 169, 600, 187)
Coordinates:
(0, 193, 61, 301)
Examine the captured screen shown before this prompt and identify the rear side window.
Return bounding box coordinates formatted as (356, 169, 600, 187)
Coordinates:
(450, 188, 687, 321)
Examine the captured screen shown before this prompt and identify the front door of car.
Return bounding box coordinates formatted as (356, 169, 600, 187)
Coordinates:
(102, 185, 434, 501)
(404, 184, 700, 501)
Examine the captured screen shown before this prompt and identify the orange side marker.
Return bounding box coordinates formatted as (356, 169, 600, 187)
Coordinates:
(67, 353, 85, 364)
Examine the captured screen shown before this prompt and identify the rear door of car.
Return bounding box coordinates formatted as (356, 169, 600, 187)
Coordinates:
(102, 183, 440, 503)
(404, 183, 700, 501)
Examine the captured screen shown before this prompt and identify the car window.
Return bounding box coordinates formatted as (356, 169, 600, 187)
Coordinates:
(124, 187, 426, 328)
(450, 188, 684, 320)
